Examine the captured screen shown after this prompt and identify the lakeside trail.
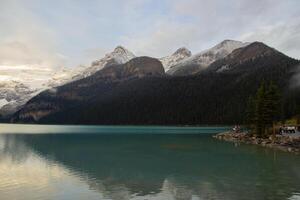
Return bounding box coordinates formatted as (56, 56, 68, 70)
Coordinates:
(213, 131, 300, 154)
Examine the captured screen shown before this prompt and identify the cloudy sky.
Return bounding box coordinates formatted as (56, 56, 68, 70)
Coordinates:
(0, 0, 299, 68)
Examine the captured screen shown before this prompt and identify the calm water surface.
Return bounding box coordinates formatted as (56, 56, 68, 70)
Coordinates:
(0, 124, 300, 200)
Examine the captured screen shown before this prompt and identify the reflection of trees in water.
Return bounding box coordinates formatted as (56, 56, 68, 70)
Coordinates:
(0, 135, 32, 163)
(16, 134, 300, 200)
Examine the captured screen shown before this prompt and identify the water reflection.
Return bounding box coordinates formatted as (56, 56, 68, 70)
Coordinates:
(0, 134, 300, 200)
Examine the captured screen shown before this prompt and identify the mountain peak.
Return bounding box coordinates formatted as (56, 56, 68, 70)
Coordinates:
(92, 56, 165, 80)
(159, 47, 192, 71)
(167, 40, 250, 76)
(111, 45, 135, 60)
(113, 45, 130, 54)
(207, 41, 298, 74)
(114, 45, 126, 50)
(215, 39, 248, 49)
(247, 41, 270, 48)
(228, 41, 278, 60)
(220, 39, 241, 44)
(81, 46, 136, 78)
(173, 47, 192, 57)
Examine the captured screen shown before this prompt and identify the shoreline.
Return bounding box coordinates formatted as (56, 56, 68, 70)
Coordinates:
(0, 122, 231, 127)
(213, 131, 300, 154)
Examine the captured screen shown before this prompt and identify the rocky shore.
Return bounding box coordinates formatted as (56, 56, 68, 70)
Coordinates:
(213, 131, 300, 154)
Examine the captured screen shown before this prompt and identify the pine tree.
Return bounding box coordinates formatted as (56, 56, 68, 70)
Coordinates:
(266, 82, 281, 125)
(251, 81, 282, 137)
(245, 95, 255, 128)
(254, 81, 267, 137)
(265, 82, 281, 134)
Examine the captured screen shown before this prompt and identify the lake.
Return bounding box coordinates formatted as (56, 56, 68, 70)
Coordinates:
(0, 124, 300, 200)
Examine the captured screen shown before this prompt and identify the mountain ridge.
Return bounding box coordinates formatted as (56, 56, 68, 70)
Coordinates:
(10, 41, 300, 124)
(159, 47, 192, 71)
(167, 40, 249, 76)
(11, 56, 165, 122)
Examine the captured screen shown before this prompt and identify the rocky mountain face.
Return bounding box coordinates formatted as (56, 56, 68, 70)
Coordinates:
(167, 40, 249, 76)
(45, 46, 137, 86)
(159, 47, 192, 71)
(205, 42, 284, 73)
(45, 66, 86, 88)
(11, 42, 300, 124)
(77, 46, 136, 80)
(11, 56, 165, 122)
(97, 56, 165, 80)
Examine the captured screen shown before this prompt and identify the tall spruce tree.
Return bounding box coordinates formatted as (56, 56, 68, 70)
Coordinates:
(265, 82, 281, 131)
(250, 81, 281, 137)
(254, 81, 267, 137)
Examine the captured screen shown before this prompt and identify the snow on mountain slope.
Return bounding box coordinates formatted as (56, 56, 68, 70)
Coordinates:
(0, 99, 8, 108)
(0, 64, 82, 116)
(159, 47, 192, 71)
(0, 41, 251, 117)
(45, 65, 86, 88)
(167, 40, 250, 76)
(0, 80, 38, 116)
(77, 46, 136, 80)
(0, 46, 136, 117)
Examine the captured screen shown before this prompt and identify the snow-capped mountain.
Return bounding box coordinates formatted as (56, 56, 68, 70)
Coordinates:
(167, 40, 250, 76)
(77, 46, 136, 80)
(0, 62, 86, 115)
(159, 47, 192, 71)
(0, 46, 136, 117)
(0, 42, 252, 117)
(13, 41, 300, 125)
(0, 80, 39, 116)
(45, 65, 86, 88)
(0, 65, 43, 114)
(45, 46, 136, 86)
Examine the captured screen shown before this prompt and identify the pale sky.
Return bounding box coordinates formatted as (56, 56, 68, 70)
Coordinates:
(0, 0, 299, 69)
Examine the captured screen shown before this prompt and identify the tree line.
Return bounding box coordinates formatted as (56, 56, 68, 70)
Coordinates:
(246, 81, 282, 137)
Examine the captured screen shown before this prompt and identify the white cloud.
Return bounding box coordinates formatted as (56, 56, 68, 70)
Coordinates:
(0, 0, 299, 69)
(0, 0, 65, 68)
(0, 41, 66, 67)
(120, 0, 300, 58)
(121, 20, 203, 57)
(83, 47, 111, 62)
(239, 20, 300, 59)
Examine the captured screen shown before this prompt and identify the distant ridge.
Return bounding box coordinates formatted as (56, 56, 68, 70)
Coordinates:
(159, 47, 192, 71)
(167, 40, 249, 76)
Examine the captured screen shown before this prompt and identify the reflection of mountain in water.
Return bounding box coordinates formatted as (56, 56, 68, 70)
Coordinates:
(1, 134, 300, 200)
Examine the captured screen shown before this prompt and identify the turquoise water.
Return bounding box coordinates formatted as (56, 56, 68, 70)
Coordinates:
(0, 124, 300, 200)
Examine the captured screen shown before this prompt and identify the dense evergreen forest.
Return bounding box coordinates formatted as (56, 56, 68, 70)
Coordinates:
(40, 72, 300, 125)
